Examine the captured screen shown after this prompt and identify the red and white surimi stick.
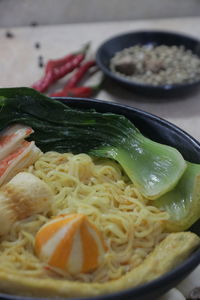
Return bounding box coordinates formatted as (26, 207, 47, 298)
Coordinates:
(0, 124, 34, 161)
(0, 140, 42, 186)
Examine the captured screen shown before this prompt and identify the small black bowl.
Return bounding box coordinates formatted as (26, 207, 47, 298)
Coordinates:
(0, 98, 200, 300)
(96, 30, 200, 96)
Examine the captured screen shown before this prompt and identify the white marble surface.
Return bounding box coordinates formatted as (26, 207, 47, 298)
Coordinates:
(1, 17, 200, 299)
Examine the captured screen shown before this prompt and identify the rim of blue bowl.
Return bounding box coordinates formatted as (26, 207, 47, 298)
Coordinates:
(96, 30, 200, 91)
(0, 97, 200, 300)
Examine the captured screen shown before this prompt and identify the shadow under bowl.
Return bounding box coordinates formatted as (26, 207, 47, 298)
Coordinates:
(96, 30, 200, 97)
(1, 98, 200, 300)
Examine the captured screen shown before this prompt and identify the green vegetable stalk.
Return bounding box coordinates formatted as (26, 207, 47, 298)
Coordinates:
(0, 87, 186, 201)
(154, 162, 200, 232)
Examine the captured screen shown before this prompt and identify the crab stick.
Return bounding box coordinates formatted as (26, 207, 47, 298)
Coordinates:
(35, 214, 107, 275)
(0, 124, 33, 160)
(0, 140, 41, 186)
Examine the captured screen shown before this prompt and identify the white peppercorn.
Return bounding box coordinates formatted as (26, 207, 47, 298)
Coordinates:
(110, 45, 200, 86)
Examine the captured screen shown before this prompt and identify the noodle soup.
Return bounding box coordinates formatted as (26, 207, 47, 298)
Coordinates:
(0, 152, 169, 283)
(0, 88, 199, 299)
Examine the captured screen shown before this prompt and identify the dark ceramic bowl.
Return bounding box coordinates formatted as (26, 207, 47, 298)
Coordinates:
(1, 98, 200, 300)
(96, 31, 200, 96)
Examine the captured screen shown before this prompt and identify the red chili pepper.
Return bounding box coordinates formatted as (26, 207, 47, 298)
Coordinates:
(67, 86, 95, 98)
(32, 54, 84, 93)
(45, 42, 90, 74)
(32, 70, 54, 93)
(51, 85, 98, 98)
(65, 60, 96, 89)
(31, 44, 90, 93)
(45, 53, 75, 74)
(50, 60, 96, 97)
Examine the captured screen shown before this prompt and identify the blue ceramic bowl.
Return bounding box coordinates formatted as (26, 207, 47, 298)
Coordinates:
(96, 31, 200, 96)
(1, 98, 200, 300)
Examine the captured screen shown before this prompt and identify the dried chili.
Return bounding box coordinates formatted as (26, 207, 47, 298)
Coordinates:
(66, 86, 97, 98)
(51, 84, 101, 98)
(50, 60, 97, 97)
(31, 44, 90, 93)
(45, 53, 75, 74)
(65, 60, 96, 89)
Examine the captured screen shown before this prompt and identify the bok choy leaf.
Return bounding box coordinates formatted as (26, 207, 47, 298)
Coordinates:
(0, 87, 186, 200)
